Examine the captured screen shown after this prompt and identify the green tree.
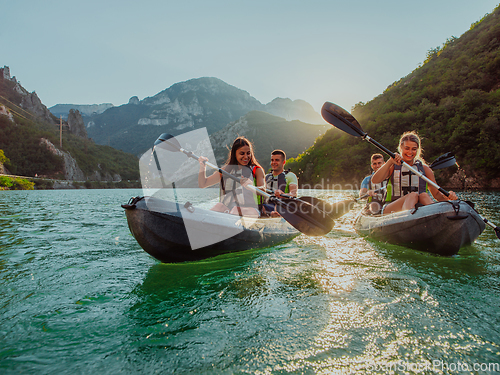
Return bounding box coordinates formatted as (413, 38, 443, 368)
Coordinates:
(0, 149, 9, 165)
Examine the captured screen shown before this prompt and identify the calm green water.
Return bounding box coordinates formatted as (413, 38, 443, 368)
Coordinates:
(0, 189, 499, 374)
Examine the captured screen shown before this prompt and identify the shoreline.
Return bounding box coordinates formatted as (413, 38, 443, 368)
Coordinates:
(0, 174, 141, 190)
(2, 174, 499, 192)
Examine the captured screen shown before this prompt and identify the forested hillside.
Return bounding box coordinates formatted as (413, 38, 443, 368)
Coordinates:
(0, 70, 139, 181)
(210, 111, 329, 169)
(287, 5, 500, 189)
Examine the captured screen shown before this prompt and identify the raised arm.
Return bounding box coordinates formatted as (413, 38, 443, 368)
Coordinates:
(372, 154, 400, 184)
(198, 156, 221, 188)
(422, 165, 458, 201)
(254, 167, 265, 190)
(287, 172, 298, 197)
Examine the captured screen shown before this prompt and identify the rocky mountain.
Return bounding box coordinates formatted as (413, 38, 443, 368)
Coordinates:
(81, 77, 262, 155)
(81, 77, 325, 155)
(49, 103, 114, 119)
(67, 109, 88, 138)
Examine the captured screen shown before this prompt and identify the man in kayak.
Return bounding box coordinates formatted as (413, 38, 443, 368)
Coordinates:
(262, 150, 298, 217)
(371, 131, 457, 214)
(359, 153, 386, 214)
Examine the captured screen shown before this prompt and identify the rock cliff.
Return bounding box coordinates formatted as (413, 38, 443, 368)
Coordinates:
(67, 109, 88, 138)
(20, 92, 56, 124)
(0, 163, 10, 175)
(0, 105, 14, 122)
(1, 65, 53, 124)
(40, 138, 85, 180)
(39, 138, 123, 182)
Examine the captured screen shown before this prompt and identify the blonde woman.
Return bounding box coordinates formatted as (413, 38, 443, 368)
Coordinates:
(371, 131, 457, 214)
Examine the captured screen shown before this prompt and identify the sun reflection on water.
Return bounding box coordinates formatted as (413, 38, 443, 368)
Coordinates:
(1, 189, 499, 373)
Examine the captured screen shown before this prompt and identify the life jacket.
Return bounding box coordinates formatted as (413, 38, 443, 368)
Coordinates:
(366, 174, 387, 204)
(385, 160, 427, 202)
(219, 164, 263, 212)
(265, 169, 290, 194)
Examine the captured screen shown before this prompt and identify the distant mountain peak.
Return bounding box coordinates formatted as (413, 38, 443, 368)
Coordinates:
(144, 76, 257, 104)
(265, 97, 325, 124)
(49, 103, 114, 119)
(128, 96, 140, 105)
(51, 76, 325, 155)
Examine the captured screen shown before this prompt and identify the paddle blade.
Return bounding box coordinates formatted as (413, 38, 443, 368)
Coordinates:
(429, 152, 457, 170)
(298, 196, 356, 220)
(272, 197, 336, 236)
(321, 102, 365, 137)
(154, 133, 182, 152)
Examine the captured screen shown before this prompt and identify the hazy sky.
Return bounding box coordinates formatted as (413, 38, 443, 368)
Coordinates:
(2, 0, 499, 113)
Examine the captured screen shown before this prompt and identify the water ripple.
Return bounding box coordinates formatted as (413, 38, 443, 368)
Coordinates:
(0, 189, 499, 373)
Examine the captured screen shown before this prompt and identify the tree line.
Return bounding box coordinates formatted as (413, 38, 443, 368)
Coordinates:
(286, 5, 500, 189)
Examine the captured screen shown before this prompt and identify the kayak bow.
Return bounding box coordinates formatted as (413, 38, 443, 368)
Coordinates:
(354, 201, 485, 255)
(123, 196, 301, 263)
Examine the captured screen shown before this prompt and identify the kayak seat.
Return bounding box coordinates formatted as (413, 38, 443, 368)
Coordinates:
(445, 200, 468, 220)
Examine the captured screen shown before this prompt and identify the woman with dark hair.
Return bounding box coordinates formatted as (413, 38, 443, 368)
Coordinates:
(371, 131, 457, 214)
(198, 136, 265, 217)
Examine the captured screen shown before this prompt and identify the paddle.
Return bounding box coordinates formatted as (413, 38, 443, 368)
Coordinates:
(265, 189, 355, 220)
(321, 101, 500, 239)
(428, 152, 459, 170)
(153, 133, 336, 236)
(357, 153, 457, 201)
(357, 186, 387, 202)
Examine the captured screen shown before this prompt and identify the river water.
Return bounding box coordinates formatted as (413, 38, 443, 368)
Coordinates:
(0, 189, 499, 374)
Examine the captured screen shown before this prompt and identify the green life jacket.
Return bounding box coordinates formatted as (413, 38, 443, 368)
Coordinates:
(366, 174, 387, 204)
(265, 170, 290, 194)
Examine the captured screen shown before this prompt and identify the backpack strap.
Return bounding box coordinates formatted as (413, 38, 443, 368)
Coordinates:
(219, 171, 225, 194)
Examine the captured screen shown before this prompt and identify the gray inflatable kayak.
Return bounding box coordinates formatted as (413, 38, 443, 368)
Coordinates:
(354, 200, 485, 256)
(122, 196, 300, 263)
